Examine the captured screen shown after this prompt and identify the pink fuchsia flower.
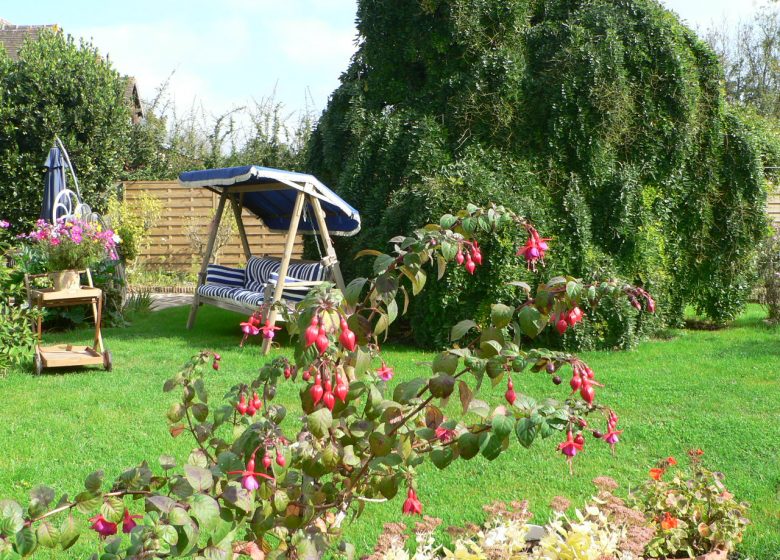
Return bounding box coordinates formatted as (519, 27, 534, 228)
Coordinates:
(603, 411, 623, 455)
(227, 455, 274, 492)
(376, 362, 394, 381)
(558, 430, 584, 474)
(435, 425, 457, 444)
(260, 321, 281, 340)
(516, 226, 551, 270)
(402, 488, 423, 515)
(122, 510, 142, 533)
(242, 475, 260, 491)
(0, 219, 9, 228)
(89, 514, 118, 538)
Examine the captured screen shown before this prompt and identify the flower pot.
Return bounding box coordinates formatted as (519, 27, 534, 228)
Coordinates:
(51, 270, 81, 292)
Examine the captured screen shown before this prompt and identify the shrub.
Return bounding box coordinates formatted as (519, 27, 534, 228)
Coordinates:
(308, 0, 769, 346)
(756, 228, 780, 323)
(0, 205, 651, 558)
(105, 192, 163, 265)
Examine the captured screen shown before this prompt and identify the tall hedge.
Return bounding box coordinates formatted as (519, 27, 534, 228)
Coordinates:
(308, 0, 770, 347)
(0, 30, 131, 230)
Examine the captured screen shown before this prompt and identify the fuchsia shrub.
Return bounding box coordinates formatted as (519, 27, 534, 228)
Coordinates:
(0, 205, 652, 559)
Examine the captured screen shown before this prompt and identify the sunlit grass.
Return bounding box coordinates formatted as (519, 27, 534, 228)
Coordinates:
(1, 304, 778, 558)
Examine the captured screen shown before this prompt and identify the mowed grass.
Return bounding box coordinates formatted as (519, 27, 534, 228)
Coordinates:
(1, 304, 779, 558)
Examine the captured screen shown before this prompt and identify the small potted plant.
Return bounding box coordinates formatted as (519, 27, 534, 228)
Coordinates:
(629, 450, 750, 559)
(23, 218, 120, 291)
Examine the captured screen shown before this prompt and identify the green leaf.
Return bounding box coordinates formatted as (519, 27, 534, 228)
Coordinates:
(159, 455, 177, 470)
(393, 377, 428, 404)
(480, 434, 504, 460)
(189, 494, 220, 532)
(74, 491, 101, 514)
(517, 306, 545, 338)
(490, 304, 514, 329)
(451, 319, 477, 341)
(566, 280, 580, 299)
(354, 249, 383, 259)
(373, 254, 396, 275)
(272, 491, 290, 513)
(344, 277, 368, 307)
(439, 214, 457, 229)
(29, 486, 55, 510)
(440, 240, 457, 260)
(183, 465, 213, 493)
(159, 524, 179, 546)
(14, 526, 36, 557)
(458, 432, 482, 460)
(84, 471, 104, 493)
(429, 374, 455, 398)
(432, 352, 459, 375)
(431, 447, 454, 469)
(0, 500, 24, 534)
(35, 521, 59, 549)
(191, 402, 209, 422)
(222, 483, 253, 513)
(508, 281, 531, 292)
(100, 496, 125, 523)
(515, 418, 538, 448)
(491, 414, 515, 439)
(308, 408, 332, 438)
(369, 433, 392, 456)
(59, 515, 80, 550)
(146, 495, 176, 513)
(468, 399, 490, 418)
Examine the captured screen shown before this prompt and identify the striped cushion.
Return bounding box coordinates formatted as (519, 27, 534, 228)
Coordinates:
(246, 257, 281, 286)
(205, 264, 245, 287)
(197, 284, 265, 307)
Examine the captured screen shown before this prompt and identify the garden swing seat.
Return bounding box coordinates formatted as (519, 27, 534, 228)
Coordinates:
(179, 165, 361, 353)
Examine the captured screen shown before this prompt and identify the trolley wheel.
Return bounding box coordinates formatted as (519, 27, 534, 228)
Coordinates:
(34, 352, 43, 375)
(103, 350, 113, 372)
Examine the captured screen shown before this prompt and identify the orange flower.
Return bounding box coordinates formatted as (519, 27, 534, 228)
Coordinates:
(667, 456, 677, 466)
(649, 468, 665, 481)
(661, 512, 678, 530)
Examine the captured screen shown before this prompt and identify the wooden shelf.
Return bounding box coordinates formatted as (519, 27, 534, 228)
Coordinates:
(38, 345, 104, 368)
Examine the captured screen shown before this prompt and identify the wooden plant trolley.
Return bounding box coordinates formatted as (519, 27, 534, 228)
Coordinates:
(27, 271, 112, 374)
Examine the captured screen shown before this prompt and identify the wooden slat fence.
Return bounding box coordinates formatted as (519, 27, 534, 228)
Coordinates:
(122, 181, 303, 271)
(768, 188, 780, 229)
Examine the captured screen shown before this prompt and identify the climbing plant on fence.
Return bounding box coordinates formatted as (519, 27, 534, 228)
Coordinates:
(308, 0, 770, 345)
(0, 205, 652, 558)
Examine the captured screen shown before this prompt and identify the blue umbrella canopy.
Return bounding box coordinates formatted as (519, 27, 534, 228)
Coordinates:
(178, 166, 361, 236)
(41, 147, 68, 222)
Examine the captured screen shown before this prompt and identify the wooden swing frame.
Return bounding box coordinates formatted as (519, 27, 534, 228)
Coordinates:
(186, 183, 347, 354)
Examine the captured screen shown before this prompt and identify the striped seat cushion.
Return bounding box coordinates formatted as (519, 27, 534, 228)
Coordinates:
(205, 264, 245, 287)
(287, 261, 325, 282)
(197, 284, 265, 307)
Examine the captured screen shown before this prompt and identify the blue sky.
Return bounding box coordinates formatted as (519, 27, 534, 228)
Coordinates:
(0, 0, 771, 121)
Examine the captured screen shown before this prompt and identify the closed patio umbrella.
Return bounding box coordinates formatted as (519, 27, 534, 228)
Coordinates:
(40, 146, 68, 222)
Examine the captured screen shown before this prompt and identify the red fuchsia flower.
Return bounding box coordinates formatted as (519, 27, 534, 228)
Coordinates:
(376, 362, 394, 381)
(667, 456, 677, 466)
(402, 488, 423, 515)
(649, 468, 665, 481)
(558, 430, 584, 473)
(122, 510, 142, 533)
(435, 425, 457, 443)
(660, 512, 679, 531)
(228, 453, 274, 492)
(89, 514, 118, 538)
(259, 321, 281, 340)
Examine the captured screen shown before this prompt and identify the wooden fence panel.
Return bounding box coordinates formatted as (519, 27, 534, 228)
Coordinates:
(768, 190, 780, 228)
(122, 181, 303, 272)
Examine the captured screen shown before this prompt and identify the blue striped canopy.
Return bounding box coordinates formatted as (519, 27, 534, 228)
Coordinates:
(178, 166, 361, 236)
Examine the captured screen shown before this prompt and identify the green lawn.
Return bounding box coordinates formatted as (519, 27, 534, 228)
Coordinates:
(1, 304, 779, 559)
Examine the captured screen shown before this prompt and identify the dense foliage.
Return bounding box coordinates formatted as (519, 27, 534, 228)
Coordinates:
(308, 0, 769, 346)
(0, 206, 651, 558)
(0, 30, 132, 231)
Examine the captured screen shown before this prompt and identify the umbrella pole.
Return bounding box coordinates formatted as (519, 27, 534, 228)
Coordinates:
(187, 191, 228, 329)
(262, 191, 306, 355)
(308, 195, 346, 293)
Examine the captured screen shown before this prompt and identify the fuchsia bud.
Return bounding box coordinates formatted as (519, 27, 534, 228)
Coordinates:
(580, 380, 595, 405)
(304, 317, 319, 347)
(236, 394, 248, 415)
(276, 450, 286, 467)
(284, 366, 292, 379)
(456, 249, 465, 265)
(315, 330, 330, 354)
(339, 318, 357, 352)
(252, 392, 262, 410)
(262, 453, 272, 471)
(335, 378, 349, 402)
(323, 391, 336, 411)
(310, 380, 324, 404)
(465, 255, 476, 275)
(505, 378, 517, 405)
(556, 318, 568, 335)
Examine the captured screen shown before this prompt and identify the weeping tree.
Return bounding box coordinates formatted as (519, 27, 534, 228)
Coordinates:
(308, 0, 769, 347)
